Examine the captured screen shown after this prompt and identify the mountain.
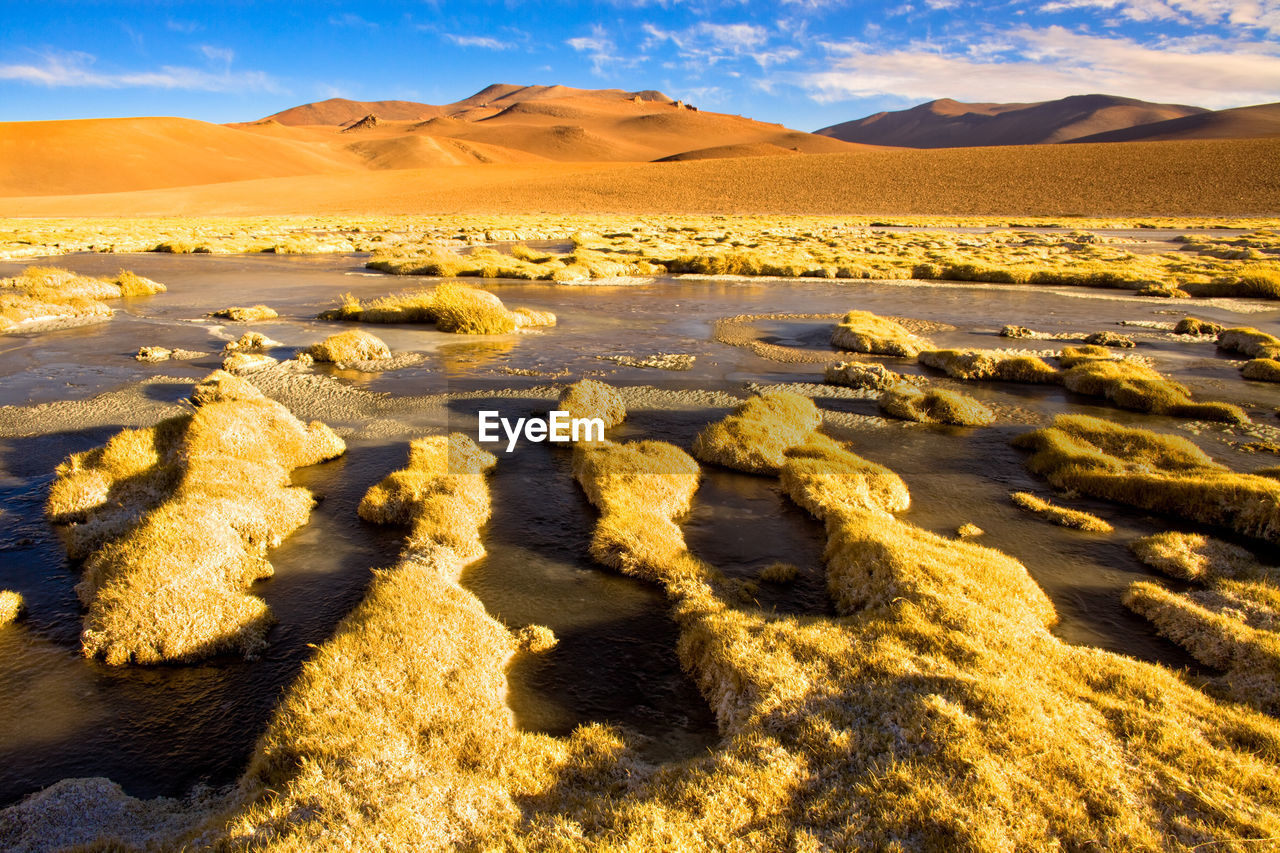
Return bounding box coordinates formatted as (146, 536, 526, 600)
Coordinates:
(1068, 102, 1280, 143)
(816, 95, 1206, 148)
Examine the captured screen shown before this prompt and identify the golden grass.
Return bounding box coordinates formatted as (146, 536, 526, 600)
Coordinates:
(956, 522, 984, 538)
(1174, 316, 1223, 335)
(0, 590, 22, 625)
(830, 310, 930, 357)
(211, 304, 277, 322)
(44, 372, 345, 664)
(692, 390, 821, 474)
(1243, 358, 1280, 382)
(1083, 330, 1135, 347)
(305, 329, 392, 363)
(823, 360, 901, 389)
(190, 369, 264, 406)
(918, 348, 1060, 383)
(758, 561, 799, 582)
(1010, 490, 1114, 532)
(1058, 347, 1249, 423)
(879, 382, 995, 426)
(1131, 532, 1263, 582)
(1015, 414, 1280, 543)
(1218, 327, 1280, 360)
(320, 282, 554, 335)
(221, 352, 277, 374)
(222, 331, 278, 353)
(0, 266, 165, 332)
(556, 379, 626, 429)
(779, 432, 910, 518)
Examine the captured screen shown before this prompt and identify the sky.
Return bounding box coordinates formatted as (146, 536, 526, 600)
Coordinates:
(1, 0, 1277, 131)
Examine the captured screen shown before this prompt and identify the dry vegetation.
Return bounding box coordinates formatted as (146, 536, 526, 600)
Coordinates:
(320, 282, 555, 335)
(918, 348, 1059, 383)
(823, 360, 902, 389)
(1218, 326, 1280, 359)
(1058, 345, 1248, 423)
(1175, 316, 1223, 335)
(0, 266, 164, 332)
(830, 310, 931, 357)
(1243, 358, 1280, 382)
(5, 214, 1280, 299)
(878, 382, 995, 426)
(222, 332, 278, 353)
(557, 378, 627, 429)
(44, 371, 345, 664)
(1015, 414, 1280, 543)
(1127, 531, 1280, 712)
(1010, 490, 1114, 532)
(306, 329, 392, 363)
(0, 590, 22, 625)
(211, 304, 277, 322)
(692, 390, 821, 474)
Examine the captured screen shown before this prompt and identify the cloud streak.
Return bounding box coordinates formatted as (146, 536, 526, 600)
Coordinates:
(0, 51, 282, 94)
(806, 26, 1280, 108)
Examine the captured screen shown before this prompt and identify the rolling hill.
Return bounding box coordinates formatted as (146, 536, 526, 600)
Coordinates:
(1069, 102, 1280, 143)
(816, 95, 1206, 148)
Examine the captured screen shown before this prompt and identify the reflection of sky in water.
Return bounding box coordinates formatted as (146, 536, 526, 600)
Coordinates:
(1, 250, 1279, 804)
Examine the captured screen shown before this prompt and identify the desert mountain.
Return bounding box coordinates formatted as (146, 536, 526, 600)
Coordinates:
(817, 94, 1206, 148)
(1068, 102, 1280, 143)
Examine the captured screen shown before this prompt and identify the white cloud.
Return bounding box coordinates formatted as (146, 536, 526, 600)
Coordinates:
(1038, 0, 1280, 32)
(445, 34, 509, 50)
(199, 45, 235, 66)
(0, 50, 283, 94)
(329, 13, 379, 30)
(567, 25, 622, 74)
(805, 26, 1280, 108)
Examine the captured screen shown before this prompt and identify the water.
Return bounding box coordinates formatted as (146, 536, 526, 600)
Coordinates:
(2, 251, 1279, 804)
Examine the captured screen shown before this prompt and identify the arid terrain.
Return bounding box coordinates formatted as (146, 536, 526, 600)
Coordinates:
(2, 81, 1280, 852)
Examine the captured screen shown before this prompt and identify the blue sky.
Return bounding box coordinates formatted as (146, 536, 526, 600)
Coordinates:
(1, 1, 1277, 130)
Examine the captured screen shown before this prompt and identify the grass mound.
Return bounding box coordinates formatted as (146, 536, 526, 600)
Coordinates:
(1015, 414, 1280, 543)
(306, 329, 392, 363)
(1, 266, 165, 332)
(1083, 330, 1135, 347)
(211, 304, 277, 322)
(879, 382, 995, 426)
(692, 390, 821, 474)
(780, 433, 910, 517)
(824, 361, 901, 389)
(1058, 347, 1248, 423)
(1174, 316, 1223, 335)
(0, 590, 22, 625)
(221, 352, 277, 374)
(1010, 491, 1113, 532)
(319, 283, 554, 335)
(1127, 532, 1280, 712)
(830, 310, 930, 357)
(44, 372, 345, 664)
(557, 379, 626, 430)
(918, 348, 1060, 383)
(222, 332, 278, 353)
(1218, 327, 1280, 359)
(1243, 358, 1280, 382)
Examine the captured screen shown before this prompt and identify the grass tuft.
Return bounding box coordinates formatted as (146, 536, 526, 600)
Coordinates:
(879, 383, 995, 426)
(557, 379, 626, 431)
(0, 590, 23, 625)
(919, 348, 1060, 383)
(306, 329, 392, 363)
(831, 310, 930, 357)
(693, 391, 822, 474)
(1011, 491, 1113, 532)
(211, 305, 277, 322)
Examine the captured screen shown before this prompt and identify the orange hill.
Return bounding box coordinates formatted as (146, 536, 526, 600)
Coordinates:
(1, 137, 1275, 218)
(817, 95, 1206, 148)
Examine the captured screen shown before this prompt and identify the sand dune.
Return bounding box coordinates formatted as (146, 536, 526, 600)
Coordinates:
(818, 95, 1206, 148)
(2, 137, 1273, 218)
(0, 117, 360, 197)
(1070, 102, 1280, 143)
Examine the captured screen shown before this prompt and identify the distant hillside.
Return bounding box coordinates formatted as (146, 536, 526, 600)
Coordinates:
(817, 95, 1206, 148)
(1069, 102, 1280, 143)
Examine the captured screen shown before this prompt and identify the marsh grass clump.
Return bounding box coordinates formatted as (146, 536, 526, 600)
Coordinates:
(692, 390, 821, 474)
(212, 305, 278, 322)
(1083, 330, 1135, 348)
(319, 283, 554, 335)
(824, 361, 901, 390)
(1000, 324, 1035, 338)
(1175, 317, 1223, 336)
(0, 590, 22, 625)
(1011, 491, 1113, 532)
(831, 310, 931, 357)
(1218, 327, 1280, 360)
(557, 379, 626, 430)
(1243, 358, 1280, 382)
(45, 373, 345, 665)
(135, 346, 203, 363)
(221, 352, 277, 374)
(1, 266, 166, 332)
(956, 522, 984, 538)
(758, 561, 799, 583)
(306, 329, 392, 363)
(222, 332, 278, 353)
(1126, 532, 1280, 711)
(190, 369, 264, 407)
(780, 433, 910, 517)
(918, 348, 1060, 383)
(879, 382, 995, 426)
(1015, 414, 1280, 543)
(1057, 347, 1248, 423)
